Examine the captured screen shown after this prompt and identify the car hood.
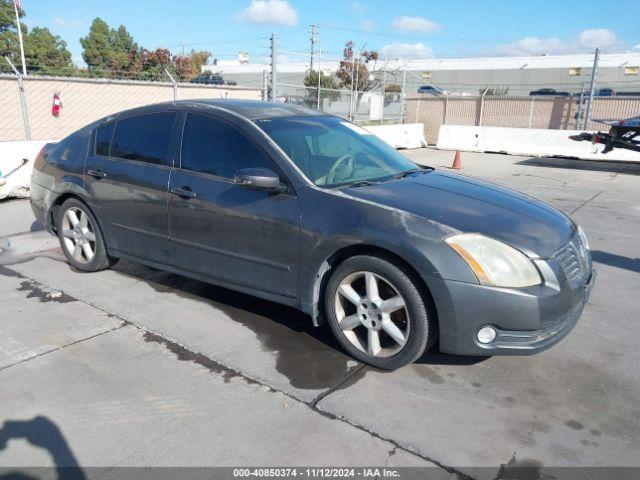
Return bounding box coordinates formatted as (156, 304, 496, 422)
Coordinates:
(343, 170, 574, 258)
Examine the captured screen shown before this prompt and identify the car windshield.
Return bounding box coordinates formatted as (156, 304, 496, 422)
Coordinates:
(256, 116, 419, 187)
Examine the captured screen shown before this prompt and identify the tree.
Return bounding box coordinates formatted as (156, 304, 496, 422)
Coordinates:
(336, 41, 379, 92)
(108, 25, 137, 71)
(172, 50, 211, 81)
(0, 0, 25, 69)
(24, 27, 74, 75)
(303, 69, 339, 106)
(1, 1, 73, 76)
(80, 18, 111, 72)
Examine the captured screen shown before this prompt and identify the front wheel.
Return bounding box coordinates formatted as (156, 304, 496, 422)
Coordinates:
(57, 198, 116, 272)
(324, 255, 435, 370)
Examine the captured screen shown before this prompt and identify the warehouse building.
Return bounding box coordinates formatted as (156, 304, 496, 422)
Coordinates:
(203, 52, 640, 96)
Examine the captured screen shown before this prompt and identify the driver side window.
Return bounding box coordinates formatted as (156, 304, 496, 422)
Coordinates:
(180, 113, 273, 179)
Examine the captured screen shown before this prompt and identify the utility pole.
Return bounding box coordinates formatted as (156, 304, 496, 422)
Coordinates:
(309, 24, 318, 72)
(583, 48, 600, 130)
(270, 33, 277, 102)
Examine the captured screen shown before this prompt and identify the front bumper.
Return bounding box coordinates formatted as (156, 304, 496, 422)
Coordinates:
(433, 262, 595, 356)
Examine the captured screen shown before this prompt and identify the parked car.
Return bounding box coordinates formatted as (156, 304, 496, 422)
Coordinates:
(529, 88, 570, 96)
(30, 100, 595, 369)
(417, 85, 442, 95)
(191, 74, 237, 86)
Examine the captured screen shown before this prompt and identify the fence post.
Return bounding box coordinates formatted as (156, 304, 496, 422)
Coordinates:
(400, 66, 407, 124)
(478, 87, 489, 127)
(584, 47, 600, 130)
(164, 68, 178, 100)
(262, 70, 268, 101)
(443, 94, 449, 125)
(528, 96, 534, 128)
(574, 82, 586, 130)
(5, 56, 31, 140)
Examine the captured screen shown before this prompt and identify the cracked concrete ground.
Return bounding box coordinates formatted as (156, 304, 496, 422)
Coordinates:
(1, 149, 639, 479)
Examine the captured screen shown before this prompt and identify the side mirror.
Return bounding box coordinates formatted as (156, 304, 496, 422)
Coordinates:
(234, 168, 284, 192)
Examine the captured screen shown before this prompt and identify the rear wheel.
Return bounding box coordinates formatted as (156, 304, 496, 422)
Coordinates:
(57, 198, 116, 272)
(325, 255, 434, 370)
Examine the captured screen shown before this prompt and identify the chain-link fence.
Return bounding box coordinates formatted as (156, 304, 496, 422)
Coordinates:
(0, 74, 261, 141)
(276, 83, 404, 125)
(405, 94, 640, 144)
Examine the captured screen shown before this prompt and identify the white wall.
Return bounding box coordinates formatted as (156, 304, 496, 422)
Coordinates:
(437, 125, 640, 162)
(0, 140, 53, 200)
(364, 123, 427, 150)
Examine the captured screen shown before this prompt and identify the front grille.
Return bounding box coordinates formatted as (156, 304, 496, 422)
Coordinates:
(555, 234, 591, 285)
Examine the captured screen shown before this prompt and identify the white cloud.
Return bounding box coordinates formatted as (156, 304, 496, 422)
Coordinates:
(380, 42, 433, 59)
(578, 28, 617, 48)
(496, 36, 567, 56)
(351, 1, 367, 13)
(391, 16, 439, 34)
(495, 28, 623, 56)
(238, 0, 298, 26)
(52, 14, 84, 28)
(360, 19, 374, 31)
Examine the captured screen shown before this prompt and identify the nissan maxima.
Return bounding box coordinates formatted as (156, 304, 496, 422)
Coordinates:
(30, 100, 595, 370)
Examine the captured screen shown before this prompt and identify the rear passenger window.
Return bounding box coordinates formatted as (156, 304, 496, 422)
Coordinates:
(181, 113, 272, 179)
(95, 122, 114, 156)
(111, 112, 176, 165)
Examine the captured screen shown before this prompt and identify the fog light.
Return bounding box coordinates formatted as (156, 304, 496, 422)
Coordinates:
(477, 326, 497, 344)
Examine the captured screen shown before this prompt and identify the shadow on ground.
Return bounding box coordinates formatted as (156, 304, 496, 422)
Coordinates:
(0, 416, 85, 480)
(592, 250, 640, 274)
(517, 157, 640, 174)
(113, 260, 361, 391)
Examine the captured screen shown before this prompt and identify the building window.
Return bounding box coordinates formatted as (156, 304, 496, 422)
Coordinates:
(421, 71, 432, 79)
(569, 67, 582, 76)
(624, 66, 639, 76)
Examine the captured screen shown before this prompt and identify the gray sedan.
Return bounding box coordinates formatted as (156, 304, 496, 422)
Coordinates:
(30, 100, 595, 369)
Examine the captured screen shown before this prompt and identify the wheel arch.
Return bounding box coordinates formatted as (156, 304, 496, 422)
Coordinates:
(49, 191, 92, 233)
(309, 244, 439, 338)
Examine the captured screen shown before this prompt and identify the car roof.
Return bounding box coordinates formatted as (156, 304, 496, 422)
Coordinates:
(91, 99, 327, 129)
(180, 99, 326, 120)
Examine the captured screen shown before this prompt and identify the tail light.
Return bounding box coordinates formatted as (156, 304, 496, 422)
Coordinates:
(33, 146, 48, 171)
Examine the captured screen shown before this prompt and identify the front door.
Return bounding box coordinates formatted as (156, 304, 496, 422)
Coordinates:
(84, 111, 178, 264)
(168, 112, 300, 298)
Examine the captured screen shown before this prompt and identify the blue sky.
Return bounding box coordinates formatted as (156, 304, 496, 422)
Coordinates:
(22, 0, 640, 66)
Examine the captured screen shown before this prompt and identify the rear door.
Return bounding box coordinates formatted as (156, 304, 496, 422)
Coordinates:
(84, 111, 178, 264)
(168, 111, 301, 297)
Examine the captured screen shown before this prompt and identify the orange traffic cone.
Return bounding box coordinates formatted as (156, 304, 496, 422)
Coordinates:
(451, 150, 462, 170)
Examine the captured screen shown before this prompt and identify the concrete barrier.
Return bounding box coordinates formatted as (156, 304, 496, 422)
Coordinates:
(365, 123, 427, 150)
(0, 139, 55, 200)
(436, 125, 640, 162)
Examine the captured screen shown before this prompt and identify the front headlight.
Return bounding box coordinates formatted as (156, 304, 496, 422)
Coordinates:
(577, 225, 590, 250)
(445, 233, 542, 288)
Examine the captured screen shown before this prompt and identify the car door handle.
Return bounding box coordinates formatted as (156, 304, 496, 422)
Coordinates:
(170, 187, 197, 198)
(87, 169, 107, 179)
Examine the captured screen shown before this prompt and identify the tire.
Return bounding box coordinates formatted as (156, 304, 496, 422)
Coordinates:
(56, 198, 116, 272)
(324, 254, 435, 370)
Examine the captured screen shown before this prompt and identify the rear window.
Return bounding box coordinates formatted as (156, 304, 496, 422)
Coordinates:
(111, 112, 176, 165)
(95, 122, 115, 156)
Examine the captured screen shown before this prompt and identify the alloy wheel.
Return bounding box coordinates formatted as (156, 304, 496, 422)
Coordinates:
(61, 206, 97, 265)
(334, 271, 410, 358)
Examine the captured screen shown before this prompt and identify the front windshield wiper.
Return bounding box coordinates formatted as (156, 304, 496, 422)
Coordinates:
(391, 167, 434, 180)
(346, 180, 379, 188)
